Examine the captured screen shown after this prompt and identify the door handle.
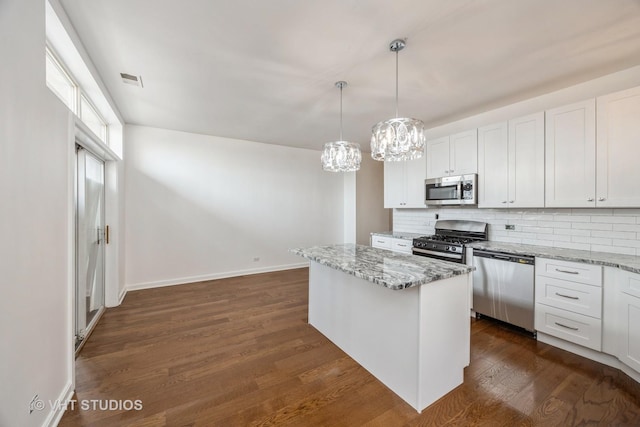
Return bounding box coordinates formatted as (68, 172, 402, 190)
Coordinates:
(554, 322, 579, 331)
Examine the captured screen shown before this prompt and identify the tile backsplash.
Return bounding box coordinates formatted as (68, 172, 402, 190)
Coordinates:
(393, 208, 640, 256)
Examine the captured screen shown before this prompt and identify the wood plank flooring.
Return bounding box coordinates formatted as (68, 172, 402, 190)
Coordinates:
(59, 268, 640, 426)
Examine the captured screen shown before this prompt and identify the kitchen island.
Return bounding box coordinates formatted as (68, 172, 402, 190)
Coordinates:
(290, 244, 473, 412)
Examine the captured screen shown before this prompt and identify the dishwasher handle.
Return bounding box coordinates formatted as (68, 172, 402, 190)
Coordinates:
(473, 249, 534, 265)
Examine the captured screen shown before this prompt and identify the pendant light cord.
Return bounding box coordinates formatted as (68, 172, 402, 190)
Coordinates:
(395, 49, 399, 118)
(340, 84, 343, 141)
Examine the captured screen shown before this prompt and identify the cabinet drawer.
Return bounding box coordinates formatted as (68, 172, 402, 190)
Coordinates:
(535, 276, 602, 318)
(371, 236, 392, 250)
(536, 258, 602, 286)
(391, 239, 412, 254)
(535, 304, 602, 351)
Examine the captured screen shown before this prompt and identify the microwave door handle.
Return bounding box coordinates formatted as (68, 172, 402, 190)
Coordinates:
(456, 182, 462, 199)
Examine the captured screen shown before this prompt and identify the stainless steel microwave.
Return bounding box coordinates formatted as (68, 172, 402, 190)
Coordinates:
(425, 174, 477, 206)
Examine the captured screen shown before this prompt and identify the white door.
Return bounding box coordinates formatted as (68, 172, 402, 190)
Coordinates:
(450, 129, 478, 176)
(508, 112, 545, 208)
(384, 160, 405, 208)
(405, 154, 427, 208)
(596, 86, 640, 207)
(426, 136, 450, 179)
(76, 145, 105, 349)
(545, 99, 596, 207)
(477, 122, 508, 208)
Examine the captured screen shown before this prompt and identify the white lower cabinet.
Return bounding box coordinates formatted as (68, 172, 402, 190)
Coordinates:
(605, 268, 640, 374)
(391, 239, 412, 254)
(534, 258, 602, 351)
(371, 236, 412, 254)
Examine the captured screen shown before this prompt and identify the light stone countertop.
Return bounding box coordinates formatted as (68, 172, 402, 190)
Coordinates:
(370, 231, 423, 241)
(290, 243, 473, 290)
(466, 241, 640, 274)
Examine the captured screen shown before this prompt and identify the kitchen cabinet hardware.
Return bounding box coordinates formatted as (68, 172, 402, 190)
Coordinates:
(555, 292, 579, 300)
(598, 197, 606, 201)
(555, 322, 579, 331)
(556, 268, 579, 274)
(587, 197, 594, 202)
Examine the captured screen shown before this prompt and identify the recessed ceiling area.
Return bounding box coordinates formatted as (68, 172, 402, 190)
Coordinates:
(58, 0, 640, 151)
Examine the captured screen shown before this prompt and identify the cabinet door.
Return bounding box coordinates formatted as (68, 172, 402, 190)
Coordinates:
(596, 86, 640, 207)
(405, 153, 427, 208)
(384, 161, 405, 208)
(450, 129, 478, 175)
(477, 122, 508, 207)
(508, 112, 545, 208)
(545, 99, 596, 207)
(619, 270, 640, 373)
(426, 136, 450, 179)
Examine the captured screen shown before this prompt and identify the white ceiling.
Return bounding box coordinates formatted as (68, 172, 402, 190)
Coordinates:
(59, 0, 640, 151)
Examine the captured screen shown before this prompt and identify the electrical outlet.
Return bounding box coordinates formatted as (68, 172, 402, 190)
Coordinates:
(505, 224, 515, 230)
(253, 257, 260, 262)
(435, 213, 439, 220)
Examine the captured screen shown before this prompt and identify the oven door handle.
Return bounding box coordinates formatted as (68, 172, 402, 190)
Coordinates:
(412, 247, 461, 260)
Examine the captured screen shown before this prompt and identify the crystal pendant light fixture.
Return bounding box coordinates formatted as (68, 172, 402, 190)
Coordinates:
(371, 39, 425, 161)
(321, 81, 362, 172)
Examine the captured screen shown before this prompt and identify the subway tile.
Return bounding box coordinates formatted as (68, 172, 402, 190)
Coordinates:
(535, 220, 572, 229)
(506, 232, 537, 240)
(493, 236, 523, 244)
(540, 234, 571, 242)
(613, 239, 640, 248)
(572, 208, 613, 215)
(591, 230, 637, 240)
(553, 215, 591, 223)
(554, 228, 591, 237)
(522, 239, 554, 247)
(553, 241, 591, 250)
(521, 226, 554, 234)
(613, 223, 640, 232)
(572, 222, 613, 231)
(591, 245, 637, 256)
(590, 215, 636, 224)
(614, 209, 640, 215)
(572, 236, 613, 245)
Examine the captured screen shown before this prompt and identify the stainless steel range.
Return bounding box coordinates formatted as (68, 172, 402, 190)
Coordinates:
(412, 220, 488, 264)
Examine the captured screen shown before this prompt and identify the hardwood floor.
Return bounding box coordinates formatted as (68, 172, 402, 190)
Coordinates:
(59, 268, 640, 426)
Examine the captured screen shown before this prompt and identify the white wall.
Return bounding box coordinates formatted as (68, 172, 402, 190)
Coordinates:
(356, 156, 390, 245)
(124, 125, 346, 289)
(0, 0, 73, 426)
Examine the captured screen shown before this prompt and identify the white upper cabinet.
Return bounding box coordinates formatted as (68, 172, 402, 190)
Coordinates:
(426, 130, 477, 179)
(478, 113, 544, 208)
(478, 122, 509, 207)
(426, 136, 450, 179)
(545, 99, 596, 207)
(508, 112, 545, 208)
(596, 86, 640, 207)
(384, 150, 426, 208)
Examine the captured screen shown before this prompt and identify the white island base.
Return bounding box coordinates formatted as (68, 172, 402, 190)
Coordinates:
(308, 262, 471, 413)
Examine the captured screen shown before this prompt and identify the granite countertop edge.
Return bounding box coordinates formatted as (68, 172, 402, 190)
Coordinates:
(466, 241, 640, 275)
(290, 245, 472, 290)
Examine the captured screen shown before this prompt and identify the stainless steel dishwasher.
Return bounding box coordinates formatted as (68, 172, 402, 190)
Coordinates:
(472, 249, 535, 333)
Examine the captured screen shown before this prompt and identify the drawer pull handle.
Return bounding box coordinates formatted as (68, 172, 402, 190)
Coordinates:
(554, 322, 579, 331)
(555, 292, 579, 300)
(397, 244, 406, 247)
(555, 268, 579, 275)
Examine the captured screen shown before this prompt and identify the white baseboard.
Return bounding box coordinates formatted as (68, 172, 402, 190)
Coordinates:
(117, 287, 127, 305)
(126, 262, 309, 292)
(45, 380, 74, 427)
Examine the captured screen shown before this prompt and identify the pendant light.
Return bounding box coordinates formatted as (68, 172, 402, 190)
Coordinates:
(371, 39, 425, 161)
(321, 81, 362, 172)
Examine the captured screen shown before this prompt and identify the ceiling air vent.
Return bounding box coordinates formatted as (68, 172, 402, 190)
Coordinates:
(120, 73, 143, 88)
